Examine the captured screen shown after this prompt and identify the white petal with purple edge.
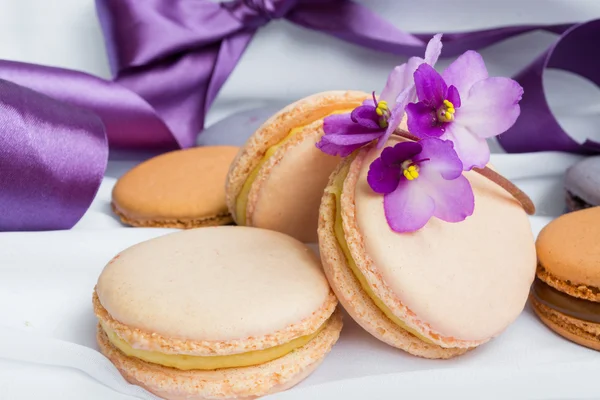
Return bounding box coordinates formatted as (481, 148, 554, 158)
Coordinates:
(458, 77, 523, 138)
(424, 33, 443, 66)
(383, 179, 435, 233)
(443, 123, 491, 170)
(379, 57, 424, 106)
(419, 168, 474, 223)
(442, 51, 489, 96)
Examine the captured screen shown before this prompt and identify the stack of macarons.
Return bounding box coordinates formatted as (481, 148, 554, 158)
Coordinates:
(102, 88, 542, 398)
(531, 207, 600, 351)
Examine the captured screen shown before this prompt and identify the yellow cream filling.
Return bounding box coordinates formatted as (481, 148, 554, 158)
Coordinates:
(235, 109, 352, 226)
(329, 161, 432, 343)
(101, 321, 325, 371)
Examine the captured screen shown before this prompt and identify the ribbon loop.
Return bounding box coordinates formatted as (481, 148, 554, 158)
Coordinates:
(498, 20, 600, 154)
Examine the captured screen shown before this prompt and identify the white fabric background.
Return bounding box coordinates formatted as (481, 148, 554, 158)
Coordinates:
(1, 1, 600, 399)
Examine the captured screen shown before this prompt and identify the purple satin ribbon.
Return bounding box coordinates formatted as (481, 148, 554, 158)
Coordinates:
(0, 80, 107, 231)
(499, 20, 600, 154)
(0, 0, 598, 231)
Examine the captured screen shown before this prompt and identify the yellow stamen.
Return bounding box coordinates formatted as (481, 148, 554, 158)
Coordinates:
(403, 164, 419, 181)
(376, 100, 389, 115)
(437, 99, 456, 123)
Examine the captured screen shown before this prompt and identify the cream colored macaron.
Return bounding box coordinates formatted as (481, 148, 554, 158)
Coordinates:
(225, 91, 369, 243)
(94, 227, 341, 399)
(318, 136, 536, 359)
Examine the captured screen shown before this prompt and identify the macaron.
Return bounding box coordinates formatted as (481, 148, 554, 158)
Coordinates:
(93, 226, 341, 399)
(112, 146, 238, 228)
(225, 91, 369, 243)
(318, 137, 536, 359)
(531, 207, 600, 351)
(564, 156, 600, 211)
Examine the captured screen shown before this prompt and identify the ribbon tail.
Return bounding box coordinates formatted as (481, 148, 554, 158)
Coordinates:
(0, 60, 176, 149)
(288, 1, 574, 57)
(286, 1, 426, 57)
(205, 29, 257, 122)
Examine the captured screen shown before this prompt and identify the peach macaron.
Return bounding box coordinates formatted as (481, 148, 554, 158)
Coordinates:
(94, 226, 341, 399)
(112, 146, 238, 228)
(531, 207, 600, 351)
(318, 136, 537, 359)
(225, 91, 369, 242)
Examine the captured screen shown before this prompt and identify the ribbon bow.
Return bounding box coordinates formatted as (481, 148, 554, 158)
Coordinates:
(0, 0, 599, 231)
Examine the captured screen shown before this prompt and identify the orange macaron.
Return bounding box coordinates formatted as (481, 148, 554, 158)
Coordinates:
(531, 207, 600, 351)
(112, 146, 238, 228)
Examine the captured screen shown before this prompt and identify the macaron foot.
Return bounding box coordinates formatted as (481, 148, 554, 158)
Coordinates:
(111, 203, 234, 228)
(97, 310, 343, 400)
(531, 295, 600, 351)
(537, 265, 600, 303)
(318, 186, 468, 359)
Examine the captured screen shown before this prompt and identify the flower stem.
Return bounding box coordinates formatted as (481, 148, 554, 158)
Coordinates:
(391, 131, 536, 215)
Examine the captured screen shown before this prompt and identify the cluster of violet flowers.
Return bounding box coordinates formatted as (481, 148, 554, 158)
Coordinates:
(316, 34, 523, 233)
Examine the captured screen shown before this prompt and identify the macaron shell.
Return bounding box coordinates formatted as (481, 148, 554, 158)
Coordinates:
(112, 146, 238, 227)
(95, 227, 335, 355)
(536, 207, 600, 300)
(564, 156, 600, 206)
(97, 310, 343, 400)
(530, 295, 600, 351)
(246, 118, 343, 242)
(318, 173, 467, 359)
(346, 139, 536, 343)
(225, 91, 369, 222)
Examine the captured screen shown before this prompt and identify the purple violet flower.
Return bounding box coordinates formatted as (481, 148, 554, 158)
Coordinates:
(367, 138, 474, 233)
(405, 51, 523, 170)
(316, 34, 443, 157)
(316, 92, 392, 157)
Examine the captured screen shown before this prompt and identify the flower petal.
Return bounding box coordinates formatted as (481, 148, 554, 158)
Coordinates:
(414, 63, 447, 108)
(417, 138, 463, 180)
(351, 105, 381, 129)
(383, 178, 435, 233)
(442, 50, 489, 95)
(380, 57, 424, 106)
(316, 132, 383, 157)
(381, 141, 422, 167)
(458, 77, 523, 138)
(377, 87, 412, 148)
(443, 123, 490, 170)
(406, 102, 445, 138)
(424, 33, 443, 66)
(419, 168, 474, 222)
(446, 85, 461, 108)
(323, 113, 360, 135)
(368, 158, 401, 194)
